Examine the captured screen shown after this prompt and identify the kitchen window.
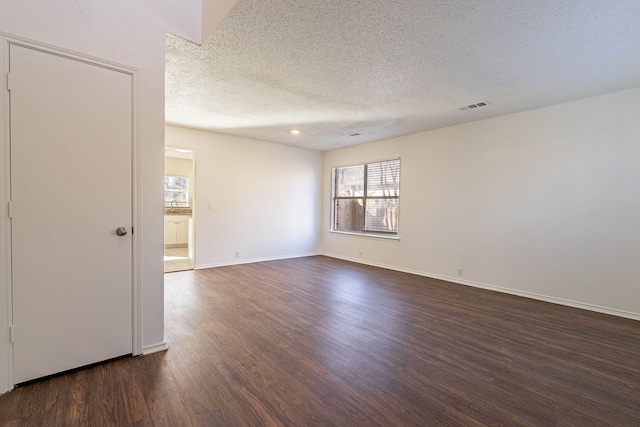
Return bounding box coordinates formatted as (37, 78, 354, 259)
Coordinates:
(332, 159, 400, 236)
(164, 175, 189, 207)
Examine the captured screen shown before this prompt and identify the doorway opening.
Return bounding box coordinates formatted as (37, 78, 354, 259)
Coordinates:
(164, 146, 195, 273)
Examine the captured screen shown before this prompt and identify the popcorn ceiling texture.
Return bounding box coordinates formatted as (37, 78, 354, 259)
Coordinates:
(165, 0, 640, 151)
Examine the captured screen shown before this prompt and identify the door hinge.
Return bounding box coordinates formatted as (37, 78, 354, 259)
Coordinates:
(6, 73, 12, 91)
(9, 325, 14, 343)
(7, 201, 13, 218)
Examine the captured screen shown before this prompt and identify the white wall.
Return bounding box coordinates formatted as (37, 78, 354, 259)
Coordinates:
(0, 0, 229, 393)
(166, 157, 194, 178)
(165, 125, 322, 267)
(323, 87, 640, 319)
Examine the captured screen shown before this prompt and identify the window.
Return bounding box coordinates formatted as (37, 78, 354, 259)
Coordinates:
(332, 159, 400, 235)
(164, 175, 189, 207)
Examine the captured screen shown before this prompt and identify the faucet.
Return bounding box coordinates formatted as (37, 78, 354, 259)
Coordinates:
(170, 200, 178, 214)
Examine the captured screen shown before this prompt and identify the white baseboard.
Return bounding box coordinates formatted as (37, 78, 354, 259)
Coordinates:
(194, 251, 321, 270)
(142, 341, 169, 355)
(322, 253, 640, 322)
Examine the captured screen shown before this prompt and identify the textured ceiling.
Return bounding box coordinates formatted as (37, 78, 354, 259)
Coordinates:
(165, 0, 640, 151)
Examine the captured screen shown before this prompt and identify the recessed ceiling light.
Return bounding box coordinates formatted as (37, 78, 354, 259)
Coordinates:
(290, 129, 301, 135)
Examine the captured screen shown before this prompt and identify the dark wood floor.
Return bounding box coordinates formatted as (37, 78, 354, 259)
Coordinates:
(1, 256, 639, 426)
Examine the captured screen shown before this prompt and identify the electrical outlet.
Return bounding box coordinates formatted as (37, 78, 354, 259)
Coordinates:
(457, 267, 464, 277)
(235, 251, 240, 258)
(359, 250, 363, 258)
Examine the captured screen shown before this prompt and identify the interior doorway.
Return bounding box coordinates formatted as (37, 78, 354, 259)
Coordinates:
(10, 42, 134, 383)
(164, 146, 195, 273)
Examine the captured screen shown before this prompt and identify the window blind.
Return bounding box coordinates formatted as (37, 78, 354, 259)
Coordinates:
(333, 159, 400, 235)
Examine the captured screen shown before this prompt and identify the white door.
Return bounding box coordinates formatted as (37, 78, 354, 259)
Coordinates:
(10, 44, 133, 384)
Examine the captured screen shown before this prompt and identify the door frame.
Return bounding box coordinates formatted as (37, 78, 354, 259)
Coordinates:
(0, 33, 143, 393)
(164, 146, 196, 267)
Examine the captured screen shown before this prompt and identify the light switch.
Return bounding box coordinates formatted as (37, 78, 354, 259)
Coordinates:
(208, 201, 214, 210)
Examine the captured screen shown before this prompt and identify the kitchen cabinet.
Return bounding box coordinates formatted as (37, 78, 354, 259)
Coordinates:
(164, 216, 191, 246)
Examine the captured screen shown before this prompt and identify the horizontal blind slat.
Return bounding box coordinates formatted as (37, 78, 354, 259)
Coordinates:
(366, 159, 400, 197)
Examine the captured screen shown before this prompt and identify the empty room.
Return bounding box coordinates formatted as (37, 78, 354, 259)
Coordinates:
(1, 1, 639, 426)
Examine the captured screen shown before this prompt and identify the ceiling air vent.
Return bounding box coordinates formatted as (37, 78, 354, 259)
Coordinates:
(459, 101, 490, 111)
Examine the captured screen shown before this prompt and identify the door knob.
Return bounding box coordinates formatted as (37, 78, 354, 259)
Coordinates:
(116, 227, 128, 236)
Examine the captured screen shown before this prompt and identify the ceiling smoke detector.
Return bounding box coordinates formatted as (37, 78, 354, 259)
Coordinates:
(459, 101, 490, 111)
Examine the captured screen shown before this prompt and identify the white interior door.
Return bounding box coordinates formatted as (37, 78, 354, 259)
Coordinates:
(10, 44, 133, 384)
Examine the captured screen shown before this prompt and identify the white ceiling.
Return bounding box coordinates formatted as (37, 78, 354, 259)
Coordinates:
(165, 0, 640, 152)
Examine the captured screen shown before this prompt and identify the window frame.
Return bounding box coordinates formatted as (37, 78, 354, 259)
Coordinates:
(164, 175, 190, 207)
(331, 158, 400, 238)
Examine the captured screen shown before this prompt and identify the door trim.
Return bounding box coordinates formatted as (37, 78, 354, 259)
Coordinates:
(0, 33, 143, 393)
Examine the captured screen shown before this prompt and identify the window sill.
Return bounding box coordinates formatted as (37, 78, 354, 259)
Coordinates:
(329, 230, 401, 241)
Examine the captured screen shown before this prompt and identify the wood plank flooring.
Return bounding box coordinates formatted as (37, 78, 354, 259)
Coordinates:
(1, 255, 639, 426)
